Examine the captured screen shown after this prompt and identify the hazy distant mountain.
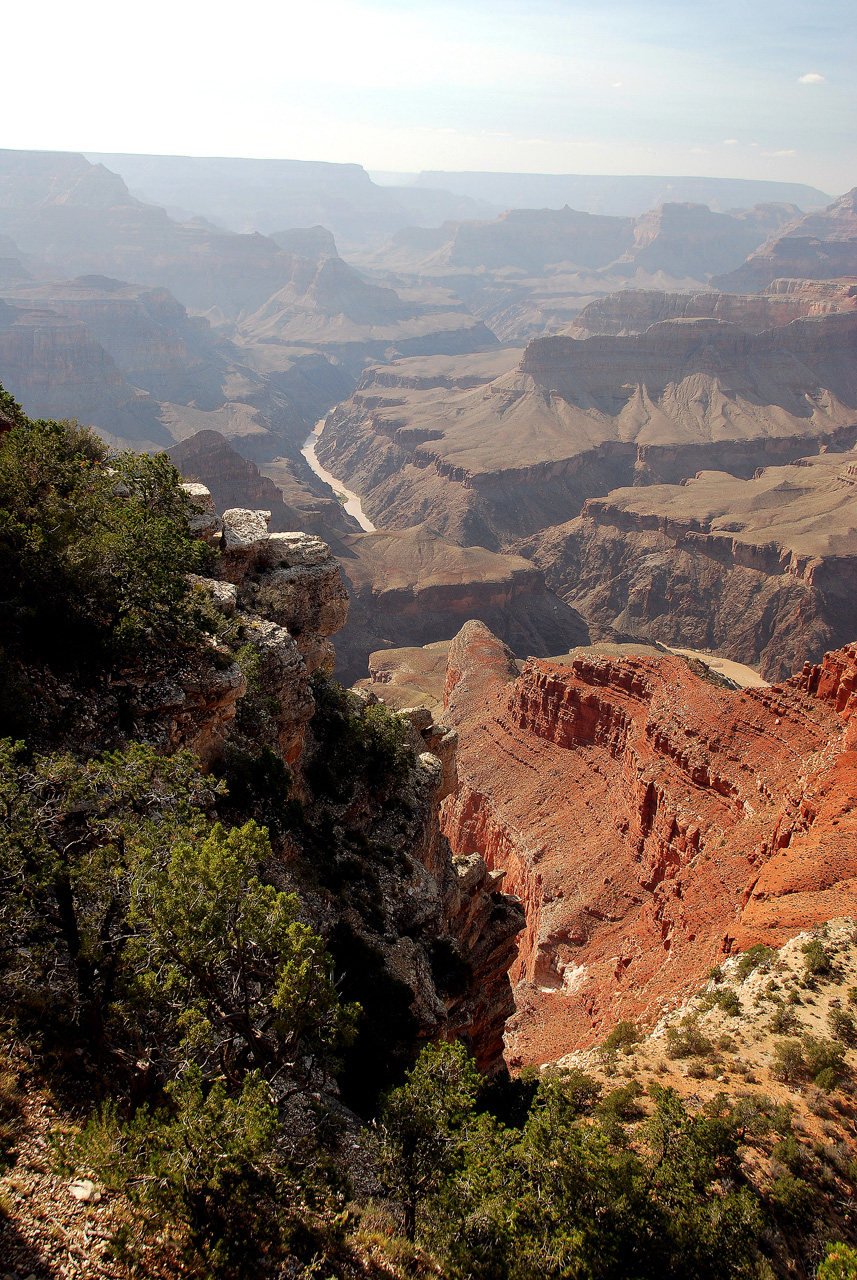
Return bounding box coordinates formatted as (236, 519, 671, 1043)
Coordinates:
(86, 153, 497, 244)
(403, 172, 831, 218)
(712, 188, 857, 292)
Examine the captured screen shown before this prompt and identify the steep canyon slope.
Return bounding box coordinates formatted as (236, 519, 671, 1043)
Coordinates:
(318, 306, 857, 550)
(440, 621, 857, 1066)
(517, 449, 857, 681)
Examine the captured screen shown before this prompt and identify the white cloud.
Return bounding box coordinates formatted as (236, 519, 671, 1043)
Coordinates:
(762, 149, 798, 157)
(611, 81, 624, 88)
(798, 72, 826, 84)
(723, 138, 739, 145)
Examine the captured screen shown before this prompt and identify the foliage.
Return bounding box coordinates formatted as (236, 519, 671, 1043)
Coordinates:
(375, 1040, 482, 1241)
(0, 738, 355, 1097)
(215, 744, 303, 840)
(665, 1015, 713, 1059)
(0, 408, 216, 681)
(70, 1067, 303, 1278)
(771, 1040, 805, 1083)
(803, 939, 833, 979)
(306, 677, 414, 801)
(769, 1002, 800, 1035)
(125, 820, 358, 1087)
(828, 1007, 857, 1046)
(801, 1034, 846, 1082)
(717, 989, 742, 1017)
(327, 922, 419, 1115)
(819, 1242, 857, 1280)
(769, 1174, 814, 1225)
(377, 1044, 766, 1279)
(737, 944, 776, 981)
(772, 1134, 805, 1175)
(600, 1019, 641, 1056)
(0, 739, 218, 1040)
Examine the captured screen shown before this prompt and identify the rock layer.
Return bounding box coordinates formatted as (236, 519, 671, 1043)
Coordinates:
(319, 309, 857, 548)
(517, 449, 857, 681)
(440, 621, 857, 1065)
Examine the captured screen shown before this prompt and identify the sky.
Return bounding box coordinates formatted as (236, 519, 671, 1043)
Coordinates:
(4, 0, 855, 194)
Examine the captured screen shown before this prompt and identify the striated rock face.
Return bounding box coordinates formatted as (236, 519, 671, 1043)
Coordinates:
(0, 149, 303, 317)
(568, 279, 857, 338)
(516, 449, 857, 681)
(440, 622, 857, 1066)
(319, 309, 857, 548)
(236, 248, 497, 376)
(0, 276, 354, 459)
(712, 189, 857, 292)
(324, 524, 588, 684)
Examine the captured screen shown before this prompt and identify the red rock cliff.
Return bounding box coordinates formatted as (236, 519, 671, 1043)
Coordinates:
(440, 622, 857, 1066)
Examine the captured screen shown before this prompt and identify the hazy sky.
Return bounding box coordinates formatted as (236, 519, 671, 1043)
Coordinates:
(6, 0, 855, 193)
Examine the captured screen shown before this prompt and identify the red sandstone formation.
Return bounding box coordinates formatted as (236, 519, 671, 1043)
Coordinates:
(440, 621, 857, 1066)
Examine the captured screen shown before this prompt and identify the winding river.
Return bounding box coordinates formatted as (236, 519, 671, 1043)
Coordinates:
(301, 419, 376, 532)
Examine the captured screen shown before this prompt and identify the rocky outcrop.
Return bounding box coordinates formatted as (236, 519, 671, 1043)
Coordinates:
(0, 297, 169, 444)
(173, 488, 524, 1073)
(353, 200, 798, 346)
(236, 249, 497, 376)
(0, 149, 305, 317)
(440, 622, 857, 1065)
(169, 430, 358, 539)
(0, 275, 354, 459)
(604, 201, 798, 281)
(516, 450, 857, 681)
(318, 309, 857, 548)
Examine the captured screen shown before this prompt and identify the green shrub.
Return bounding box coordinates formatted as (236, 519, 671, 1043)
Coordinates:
(769, 1003, 800, 1034)
(803, 939, 833, 979)
(599, 1080, 645, 1122)
(828, 1007, 857, 1046)
(665, 1016, 713, 1059)
(307, 678, 414, 801)
(818, 1243, 857, 1280)
(769, 1174, 814, 1225)
(802, 1034, 846, 1081)
(601, 1020, 641, 1056)
(0, 409, 215, 681)
(717, 990, 741, 1017)
(772, 1134, 804, 1175)
(815, 1067, 840, 1093)
(771, 1040, 804, 1083)
(69, 1067, 302, 1278)
(737, 944, 775, 981)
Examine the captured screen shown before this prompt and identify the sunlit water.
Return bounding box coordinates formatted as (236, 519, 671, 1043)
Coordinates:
(300, 419, 376, 532)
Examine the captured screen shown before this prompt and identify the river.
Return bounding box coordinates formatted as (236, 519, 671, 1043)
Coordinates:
(300, 419, 376, 532)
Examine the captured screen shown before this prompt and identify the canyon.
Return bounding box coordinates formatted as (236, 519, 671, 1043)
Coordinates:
(317, 304, 857, 551)
(517, 448, 857, 681)
(439, 620, 857, 1066)
(4, 145, 857, 1079)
